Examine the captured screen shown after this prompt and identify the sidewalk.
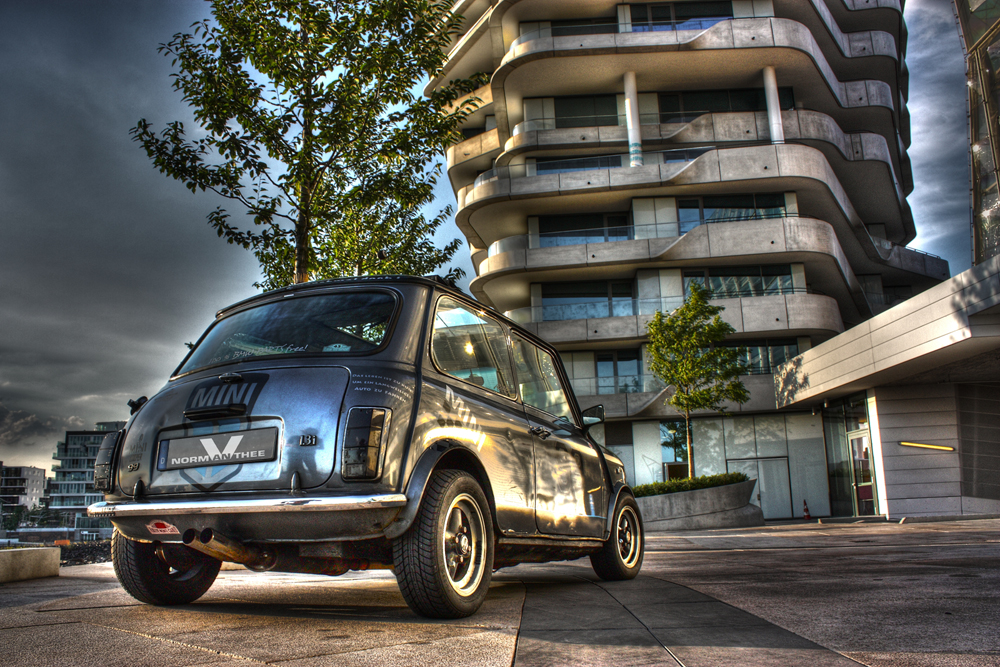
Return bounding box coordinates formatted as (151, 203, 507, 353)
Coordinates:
(1, 519, 997, 666)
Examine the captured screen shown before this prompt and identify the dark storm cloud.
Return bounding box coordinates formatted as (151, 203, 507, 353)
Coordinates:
(904, 0, 972, 272)
(0, 402, 84, 452)
(0, 0, 261, 468)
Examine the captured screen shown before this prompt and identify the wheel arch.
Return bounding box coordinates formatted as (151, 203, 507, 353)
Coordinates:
(384, 440, 498, 540)
(605, 482, 638, 541)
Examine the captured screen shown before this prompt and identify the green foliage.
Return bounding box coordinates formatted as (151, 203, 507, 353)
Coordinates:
(1, 505, 26, 531)
(632, 472, 749, 498)
(132, 0, 484, 288)
(646, 283, 750, 416)
(645, 283, 750, 477)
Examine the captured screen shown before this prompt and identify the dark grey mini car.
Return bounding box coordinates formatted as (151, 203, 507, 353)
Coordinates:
(89, 275, 643, 618)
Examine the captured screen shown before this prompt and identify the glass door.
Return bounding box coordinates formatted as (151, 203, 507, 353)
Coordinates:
(848, 430, 877, 516)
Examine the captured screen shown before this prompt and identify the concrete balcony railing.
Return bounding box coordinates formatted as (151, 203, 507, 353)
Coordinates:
(486, 213, 789, 258)
(504, 291, 844, 346)
(473, 147, 712, 188)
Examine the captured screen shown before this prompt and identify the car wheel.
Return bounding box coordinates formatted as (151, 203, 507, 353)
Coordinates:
(590, 493, 644, 581)
(393, 469, 494, 618)
(111, 529, 221, 605)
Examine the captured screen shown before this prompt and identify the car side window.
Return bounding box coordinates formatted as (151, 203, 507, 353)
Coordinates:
(431, 296, 515, 397)
(511, 336, 577, 424)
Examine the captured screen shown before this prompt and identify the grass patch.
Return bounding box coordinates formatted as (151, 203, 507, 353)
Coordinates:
(632, 472, 749, 498)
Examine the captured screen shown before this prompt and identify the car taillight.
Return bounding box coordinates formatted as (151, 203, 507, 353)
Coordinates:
(342, 408, 389, 480)
(93, 430, 122, 493)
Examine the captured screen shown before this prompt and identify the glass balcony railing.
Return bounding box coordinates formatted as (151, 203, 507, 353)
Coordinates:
(570, 374, 665, 396)
(509, 18, 731, 51)
(505, 287, 809, 324)
(511, 110, 745, 136)
(486, 212, 789, 258)
(474, 147, 711, 188)
(506, 296, 683, 323)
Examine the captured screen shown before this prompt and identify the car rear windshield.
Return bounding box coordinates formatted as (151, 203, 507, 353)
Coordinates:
(177, 290, 398, 374)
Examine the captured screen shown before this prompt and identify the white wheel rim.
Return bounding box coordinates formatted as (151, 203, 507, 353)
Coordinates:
(443, 493, 486, 596)
(617, 506, 641, 568)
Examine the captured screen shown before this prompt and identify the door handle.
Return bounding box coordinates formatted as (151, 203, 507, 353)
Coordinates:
(530, 426, 552, 440)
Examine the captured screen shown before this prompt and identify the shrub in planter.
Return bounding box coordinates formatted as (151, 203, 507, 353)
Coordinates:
(632, 472, 749, 498)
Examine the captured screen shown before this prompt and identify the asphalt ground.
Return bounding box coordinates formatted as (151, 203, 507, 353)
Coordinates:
(1, 519, 997, 666)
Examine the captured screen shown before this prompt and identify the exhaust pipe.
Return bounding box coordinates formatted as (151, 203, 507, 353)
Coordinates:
(182, 528, 276, 570)
(181, 527, 394, 575)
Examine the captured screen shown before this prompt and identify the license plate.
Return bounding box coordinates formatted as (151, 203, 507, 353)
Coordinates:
(157, 428, 278, 470)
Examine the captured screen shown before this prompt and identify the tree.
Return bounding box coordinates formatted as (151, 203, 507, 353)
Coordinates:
(132, 0, 484, 289)
(645, 283, 750, 478)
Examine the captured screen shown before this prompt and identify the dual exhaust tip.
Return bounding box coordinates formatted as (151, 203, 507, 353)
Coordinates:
(182, 527, 276, 570)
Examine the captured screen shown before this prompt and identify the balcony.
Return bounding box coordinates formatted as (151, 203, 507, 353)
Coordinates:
(570, 374, 665, 397)
(506, 296, 682, 324)
(487, 211, 789, 258)
(474, 147, 711, 188)
(509, 17, 736, 54)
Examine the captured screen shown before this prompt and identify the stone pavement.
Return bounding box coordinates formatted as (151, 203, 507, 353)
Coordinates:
(1, 519, 997, 666)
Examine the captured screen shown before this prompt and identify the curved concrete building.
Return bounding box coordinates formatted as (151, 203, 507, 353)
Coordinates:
(432, 0, 949, 518)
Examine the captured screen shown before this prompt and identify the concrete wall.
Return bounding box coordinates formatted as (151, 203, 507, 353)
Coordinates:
(0, 547, 60, 583)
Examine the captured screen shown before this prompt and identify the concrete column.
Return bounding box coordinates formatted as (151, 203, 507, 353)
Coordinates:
(624, 71, 643, 166)
(763, 66, 784, 144)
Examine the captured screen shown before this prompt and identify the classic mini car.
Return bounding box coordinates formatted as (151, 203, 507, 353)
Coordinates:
(89, 275, 644, 618)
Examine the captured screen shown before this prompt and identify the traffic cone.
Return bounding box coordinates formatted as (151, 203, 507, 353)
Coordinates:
(803, 500, 811, 521)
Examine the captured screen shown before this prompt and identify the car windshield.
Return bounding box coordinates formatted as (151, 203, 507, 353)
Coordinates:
(178, 291, 397, 374)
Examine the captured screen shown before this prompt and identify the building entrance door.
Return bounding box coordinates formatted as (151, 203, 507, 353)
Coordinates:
(848, 430, 877, 516)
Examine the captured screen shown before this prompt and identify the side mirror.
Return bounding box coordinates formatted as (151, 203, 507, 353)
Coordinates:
(581, 404, 604, 427)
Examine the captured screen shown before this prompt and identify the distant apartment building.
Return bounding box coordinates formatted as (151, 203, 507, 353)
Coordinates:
(50, 421, 126, 539)
(434, 0, 948, 518)
(0, 463, 46, 513)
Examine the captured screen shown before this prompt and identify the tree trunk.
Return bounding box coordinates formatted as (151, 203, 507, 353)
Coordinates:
(294, 206, 310, 284)
(685, 408, 694, 479)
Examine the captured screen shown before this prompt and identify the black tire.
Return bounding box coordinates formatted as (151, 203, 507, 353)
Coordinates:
(111, 529, 221, 605)
(393, 469, 494, 618)
(591, 493, 644, 581)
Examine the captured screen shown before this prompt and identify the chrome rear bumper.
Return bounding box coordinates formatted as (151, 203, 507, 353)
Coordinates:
(88, 494, 408, 518)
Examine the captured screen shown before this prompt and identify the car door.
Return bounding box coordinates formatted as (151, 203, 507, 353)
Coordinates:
(510, 335, 606, 537)
(427, 296, 537, 535)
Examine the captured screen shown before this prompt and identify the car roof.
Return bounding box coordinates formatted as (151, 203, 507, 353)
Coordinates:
(215, 275, 467, 319)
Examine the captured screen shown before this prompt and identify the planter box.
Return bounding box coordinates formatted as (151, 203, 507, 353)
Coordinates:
(636, 479, 764, 531)
(0, 547, 60, 583)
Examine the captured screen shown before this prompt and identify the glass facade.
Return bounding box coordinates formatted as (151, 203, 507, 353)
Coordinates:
(959, 1, 1000, 264)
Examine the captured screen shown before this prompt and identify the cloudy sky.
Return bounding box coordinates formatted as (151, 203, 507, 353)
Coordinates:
(0, 0, 969, 471)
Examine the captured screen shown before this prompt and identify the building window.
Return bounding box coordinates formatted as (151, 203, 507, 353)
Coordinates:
(676, 193, 787, 233)
(683, 265, 795, 298)
(549, 16, 619, 37)
(722, 339, 799, 375)
(630, 2, 733, 32)
(540, 281, 635, 320)
(659, 87, 794, 123)
(596, 349, 642, 394)
(552, 95, 620, 128)
(537, 213, 631, 246)
(661, 420, 689, 480)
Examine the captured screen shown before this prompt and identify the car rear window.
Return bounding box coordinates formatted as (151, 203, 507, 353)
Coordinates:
(178, 291, 397, 374)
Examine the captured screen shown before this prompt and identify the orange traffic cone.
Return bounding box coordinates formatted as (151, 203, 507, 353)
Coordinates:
(803, 500, 811, 521)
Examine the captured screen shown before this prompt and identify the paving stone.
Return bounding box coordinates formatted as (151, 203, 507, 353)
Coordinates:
(515, 629, 677, 667)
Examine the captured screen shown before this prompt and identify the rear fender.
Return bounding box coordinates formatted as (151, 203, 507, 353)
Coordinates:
(383, 441, 497, 540)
